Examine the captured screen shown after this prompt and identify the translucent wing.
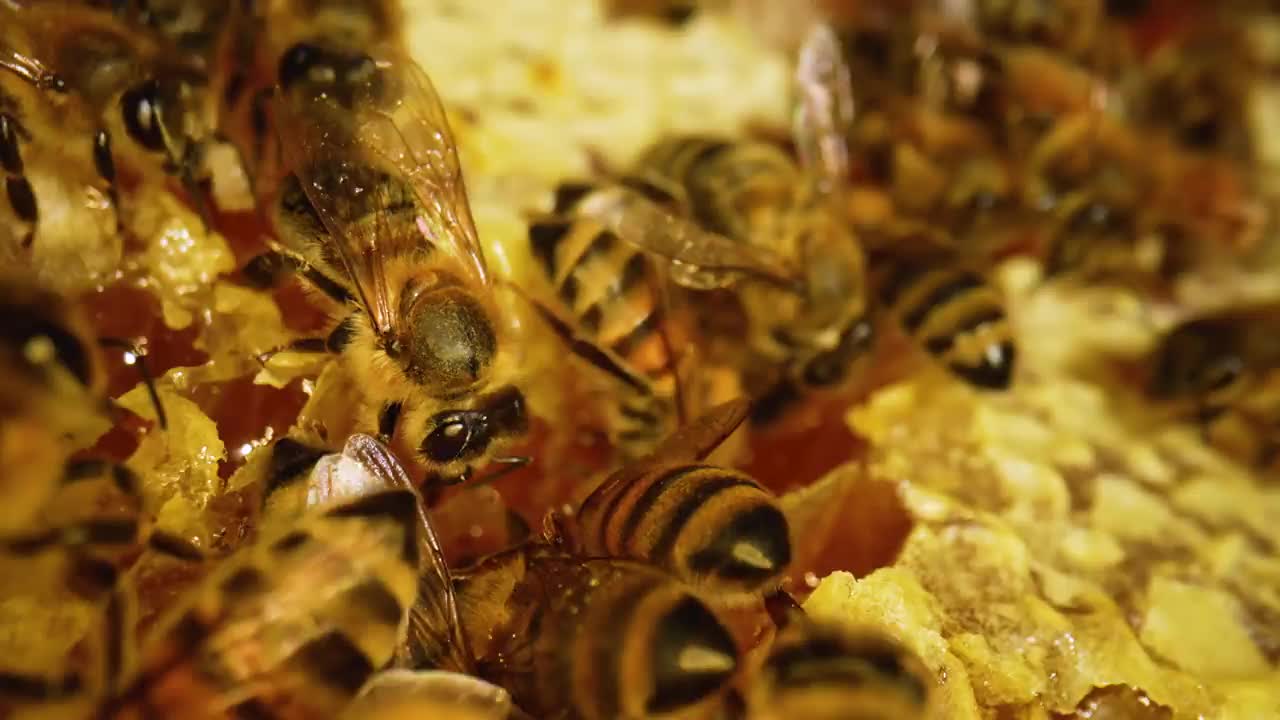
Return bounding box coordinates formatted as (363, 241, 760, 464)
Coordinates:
(342, 669, 513, 720)
(793, 22, 855, 195)
(274, 95, 402, 336)
(352, 54, 490, 287)
(576, 187, 802, 292)
(583, 398, 751, 508)
(308, 434, 475, 674)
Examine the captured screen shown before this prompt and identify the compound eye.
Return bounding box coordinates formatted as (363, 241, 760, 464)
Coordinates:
(121, 80, 167, 153)
(423, 419, 471, 462)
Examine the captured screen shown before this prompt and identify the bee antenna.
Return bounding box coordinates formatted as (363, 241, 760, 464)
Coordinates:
(98, 337, 168, 431)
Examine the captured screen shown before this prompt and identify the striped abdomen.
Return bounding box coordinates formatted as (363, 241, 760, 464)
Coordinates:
(632, 136, 801, 245)
(754, 619, 932, 720)
(878, 256, 1015, 390)
(529, 185, 678, 453)
(574, 462, 791, 595)
(475, 551, 738, 720)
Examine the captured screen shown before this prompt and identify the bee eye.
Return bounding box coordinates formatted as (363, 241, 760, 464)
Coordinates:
(121, 80, 167, 152)
(423, 419, 471, 462)
(278, 43, 324, 90)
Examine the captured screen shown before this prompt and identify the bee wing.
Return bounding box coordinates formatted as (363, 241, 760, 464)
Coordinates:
(274, 96, 401, 336)
(354, 56, 490, 287)
(312, 430, 478, 671)
(593, 398, 750, 498)
(793, 22, 854, 195)
(576, 187, 803, 292)
(342, 669, 513, 720)
(649, 397, 751, 461)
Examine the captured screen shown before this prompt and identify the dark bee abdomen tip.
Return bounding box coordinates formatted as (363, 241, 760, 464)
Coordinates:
(688, 504, 791, 588)
(648, 596, 738, 714)
(954, 341, 1016, 390)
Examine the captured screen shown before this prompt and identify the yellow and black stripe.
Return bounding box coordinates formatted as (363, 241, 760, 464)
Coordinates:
(469, 549, 738, 720)
(529, 183, 677, 453)
(753, 618, 932, 720)
(878, 254, 1015, 390)
(574, 462, 791, 595)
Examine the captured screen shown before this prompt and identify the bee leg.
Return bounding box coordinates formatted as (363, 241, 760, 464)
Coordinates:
(241, 249, 353, 304)
(0, 112, 37, 248)
(255, 337, 330, 367)
(176, 144, 214, 231)
(763, 589, 804, 630)
(377, 401, 403, 445)
(99, 336, 168, 430)
(92, 129, 123, 232)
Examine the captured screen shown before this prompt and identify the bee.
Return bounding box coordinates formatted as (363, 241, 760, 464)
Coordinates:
(0, 274, 166, 537)
(244, 16, 529, 489)
(736, 614, 933, 720)
(547, 398, 792, 600)
(530, 23, 874, 434)
(1, 487, 426, 718)
(260, 433, 475, 673)
(449, 543, 740, 720)
(1148, 303, 1280, 471)
(268, 436, 739, 719)
(0, 1, 214, 234)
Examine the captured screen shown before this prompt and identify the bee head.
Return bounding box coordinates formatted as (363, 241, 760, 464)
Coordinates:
(795, 315, 875, 390)
(120, 71, 204, 168)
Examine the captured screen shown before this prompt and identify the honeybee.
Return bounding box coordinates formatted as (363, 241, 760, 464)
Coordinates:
(531, 23, 873, 435)
(0, 2, 214, 234)
(1147, 303, 1280, 471)
(247, 18, 529, 488)
(735, 615, 933, 720)
(0, 487, 426, 718)
(547, 398, 792, 600)
(448, 543, 740, 720)
(260, 433, 475, 673)
(0, 274, 166, 537)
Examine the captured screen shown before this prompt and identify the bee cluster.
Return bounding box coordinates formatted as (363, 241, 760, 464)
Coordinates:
(1, 1, 1279, 719)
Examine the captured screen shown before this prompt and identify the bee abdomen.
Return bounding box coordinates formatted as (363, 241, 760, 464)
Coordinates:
(882, 261, 1015, 390)
(552, 559, 738, 719)
(589, 464, 791, 593)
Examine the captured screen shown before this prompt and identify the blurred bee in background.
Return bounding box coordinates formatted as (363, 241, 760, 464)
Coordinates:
(0, 1, 215, 235)
(531, 22, 874, 433)
(1147, 303, 1280, 473)
(0, 483, 427, 718)
(730, 613, 934, 720)
(548, 398, 792, 601)
(259, 433, 476, 673)
(0, 274, 166, 538)
(449, 544, 740, 720)
(244, 9, 529, 490)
